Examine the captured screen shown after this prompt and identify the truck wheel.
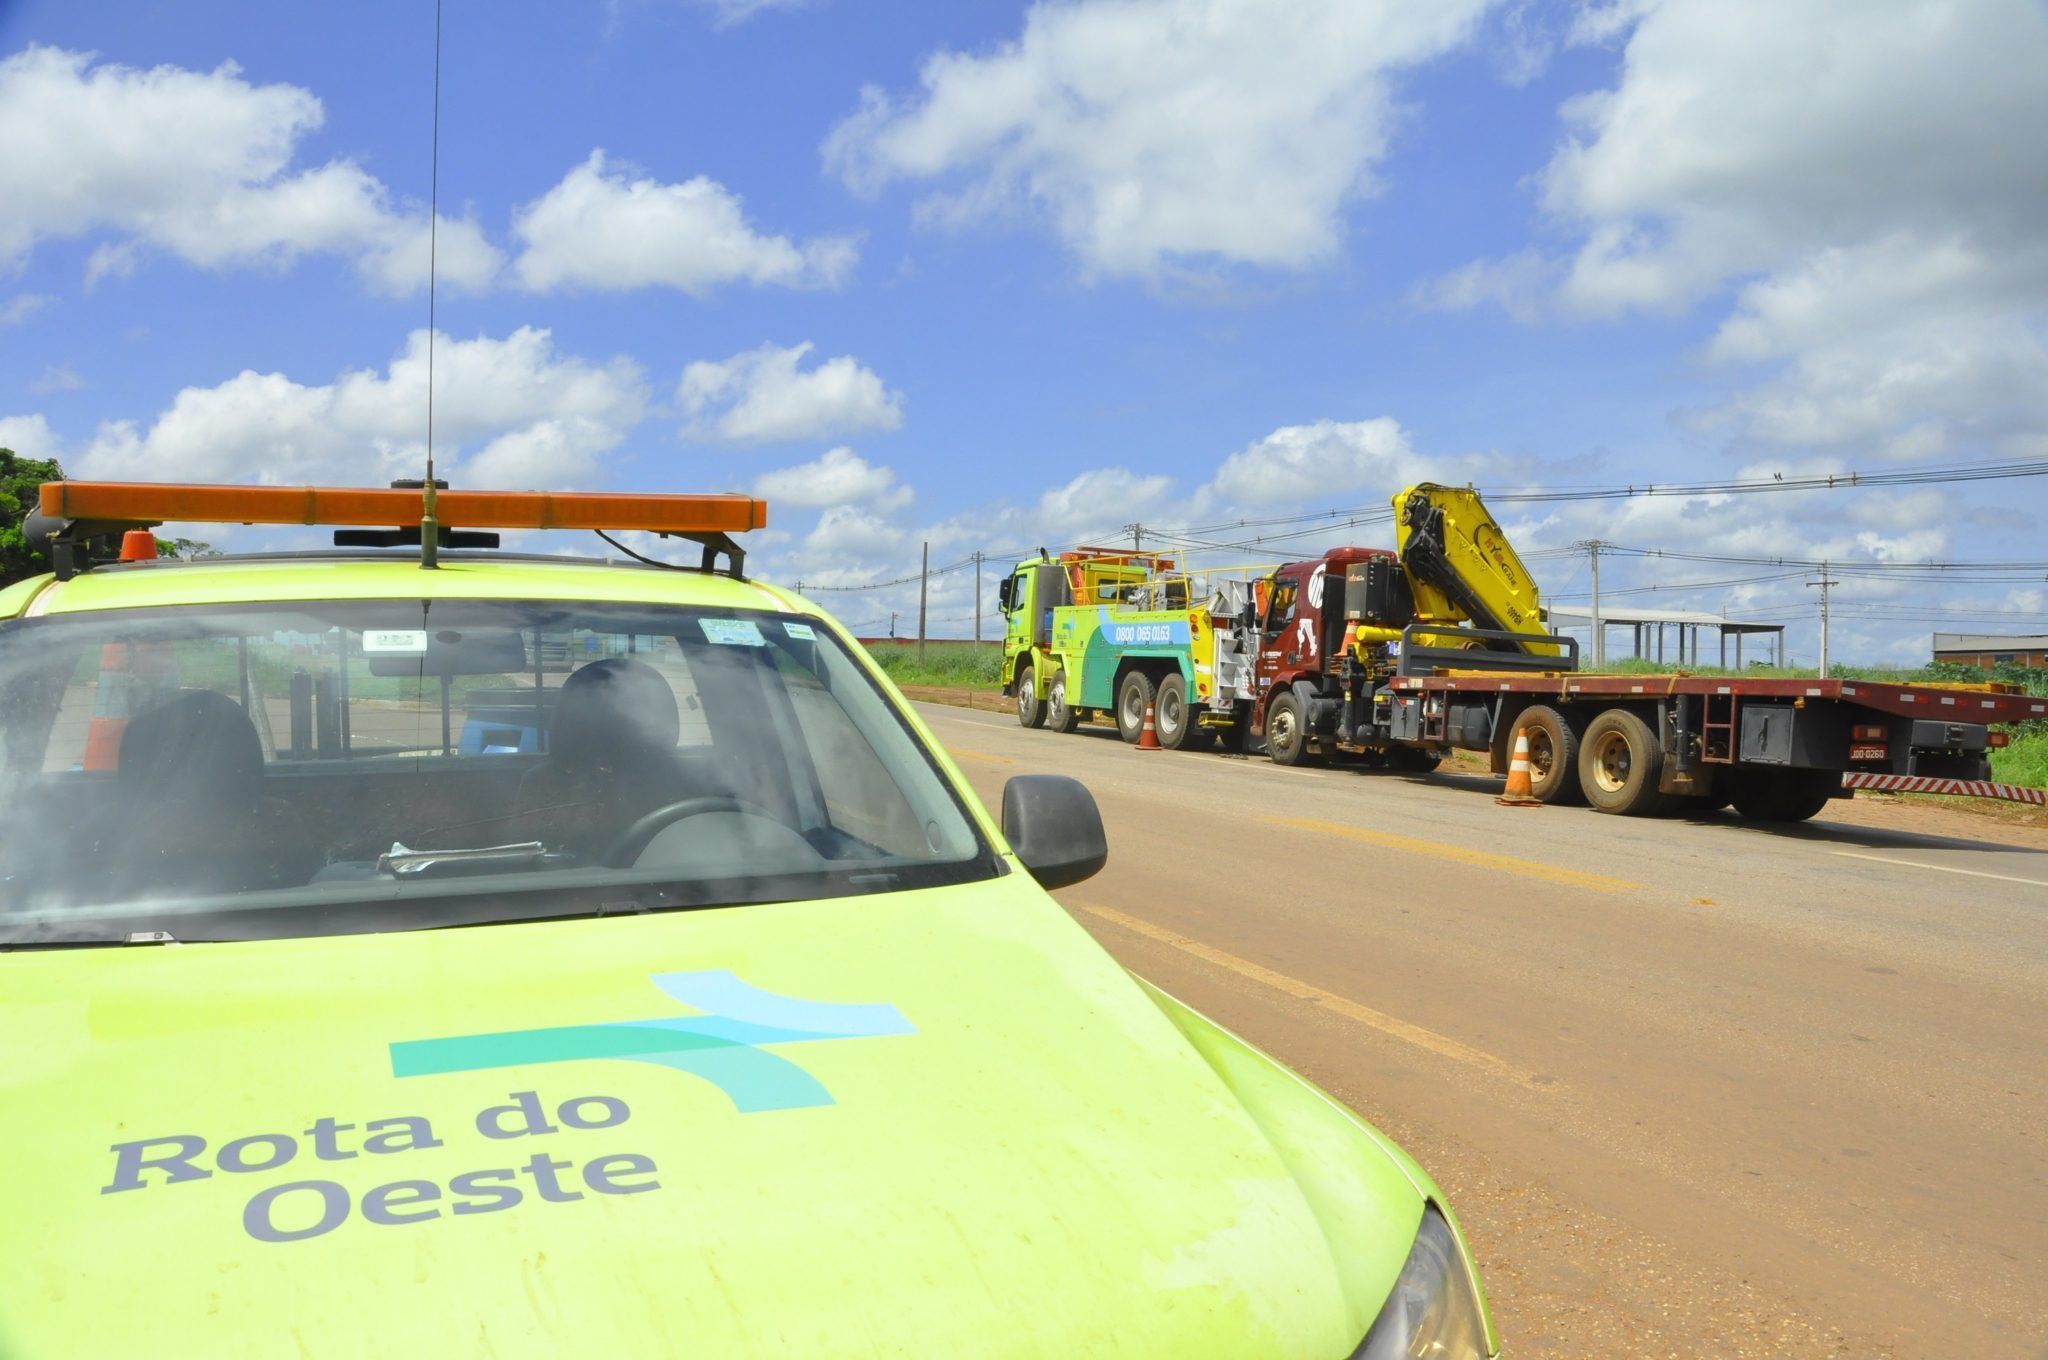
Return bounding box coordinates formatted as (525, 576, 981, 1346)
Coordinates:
(1266, 692, 1317, 766)
(1578, 708, 1670, 816)
(1116, 671, 1156, 743)
(1047, 668, 1081, 734)
(1730, 768, 1837, 823)
(1015, 664, 1046, 729)
(1386, 747, 1443, 774)
(1516, 705, 1583, 804)
(1153, 674, 1202, 750)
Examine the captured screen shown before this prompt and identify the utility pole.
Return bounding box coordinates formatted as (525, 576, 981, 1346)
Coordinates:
(1808, 562, 1838, 677)
(917, 540, 929, 664)
(972, 551, 984, 645)
(1573, 540, 1615, 667)
(890, 611, 897, 639)
(1127, 522, 1143, 557)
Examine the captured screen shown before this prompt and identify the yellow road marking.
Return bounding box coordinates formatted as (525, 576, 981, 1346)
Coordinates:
(1258, 814, 1641, 893)
(1075, 903, 1543, 1090)
(951, 748, 1015, 765)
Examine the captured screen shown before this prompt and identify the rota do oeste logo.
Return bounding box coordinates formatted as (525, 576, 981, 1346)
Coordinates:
(99, 972, 913, 1244)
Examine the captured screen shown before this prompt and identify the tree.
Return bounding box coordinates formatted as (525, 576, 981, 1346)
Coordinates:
(0, 450, 216, 584)
(0, 447, 64, 587)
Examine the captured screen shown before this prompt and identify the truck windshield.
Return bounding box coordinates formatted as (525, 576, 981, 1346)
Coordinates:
(0, 600, 996, 945)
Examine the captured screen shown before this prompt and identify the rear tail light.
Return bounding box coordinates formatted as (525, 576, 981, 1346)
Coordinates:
(1988, 731, 2011, 749)
(1852, 723, 1886, 741)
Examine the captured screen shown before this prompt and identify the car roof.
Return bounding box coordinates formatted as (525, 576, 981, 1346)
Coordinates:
(0, 554, 811, 622)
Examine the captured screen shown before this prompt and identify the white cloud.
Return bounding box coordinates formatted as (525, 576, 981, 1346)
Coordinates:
(27, 365, 82, 394)
(0, 293, 53, 326)
(1197, 417, 1426, 512)
(1031, 467, 1175, 541)
(0, 47, 501, 294)
(1565, 0, 1658, 48)
(68, 327, 646, 488)
(690, 0, 813, 26)
(1437, 0, 2048, 455)
(754, 447, 911, 510)
(803, 504, 905, 560)
(0, 414, 60, 460)
(512, 151, 856, 294)
(824, 0, 1493, 279)
(678, 341, 902, 443)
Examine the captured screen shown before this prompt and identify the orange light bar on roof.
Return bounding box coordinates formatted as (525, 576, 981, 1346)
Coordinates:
(39, 481, 768, 535)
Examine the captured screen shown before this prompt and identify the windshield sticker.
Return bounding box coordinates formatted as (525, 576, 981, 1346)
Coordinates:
(361, 629, 429, 654)
(782, 622, 817, 640)
(699, 618, 766, 647)
(97, 973, 912, 1246)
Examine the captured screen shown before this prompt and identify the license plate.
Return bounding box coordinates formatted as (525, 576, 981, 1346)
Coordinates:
(1849, 744, 1887, 762)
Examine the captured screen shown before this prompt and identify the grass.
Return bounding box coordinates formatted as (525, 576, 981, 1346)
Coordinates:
(1992, 731, 2048, 788)
(861, 640, 1004, 689)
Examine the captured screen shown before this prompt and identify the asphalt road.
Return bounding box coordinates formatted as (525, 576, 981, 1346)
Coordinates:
(916, 701, 2048, 1359)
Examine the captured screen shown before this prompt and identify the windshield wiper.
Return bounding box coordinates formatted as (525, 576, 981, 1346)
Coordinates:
(377, 840, 554, 877)
(1, 929, 187, 950)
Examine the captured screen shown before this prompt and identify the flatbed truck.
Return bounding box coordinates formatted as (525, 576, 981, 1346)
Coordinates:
(1004, 483, 2046, 821)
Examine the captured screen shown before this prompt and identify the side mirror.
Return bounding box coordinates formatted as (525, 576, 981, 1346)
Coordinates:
(1001, 775, 1107, 890)
(996, 576, 1016, 612)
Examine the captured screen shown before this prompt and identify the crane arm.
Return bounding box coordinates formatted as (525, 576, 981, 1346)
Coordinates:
(1392, 484, 1559, 657)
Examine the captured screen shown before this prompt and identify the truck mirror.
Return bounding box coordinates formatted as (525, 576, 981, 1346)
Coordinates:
(1000, 775, 1108, 889)
(997, 576, 1015, 612)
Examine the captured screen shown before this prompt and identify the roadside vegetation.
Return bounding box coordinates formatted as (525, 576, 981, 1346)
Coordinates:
(861, 640, 1003, 690)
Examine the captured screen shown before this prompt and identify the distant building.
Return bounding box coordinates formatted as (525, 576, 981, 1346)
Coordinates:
(1932, 633, 2048, 667)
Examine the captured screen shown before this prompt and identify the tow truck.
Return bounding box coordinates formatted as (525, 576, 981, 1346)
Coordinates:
(0, 478, 1499, 1359)
(1011, 482, 2046, 822)
(997, 548, 1260, 748)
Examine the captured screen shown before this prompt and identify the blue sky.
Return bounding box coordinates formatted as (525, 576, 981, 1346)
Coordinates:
(2, 0, 2045, 660)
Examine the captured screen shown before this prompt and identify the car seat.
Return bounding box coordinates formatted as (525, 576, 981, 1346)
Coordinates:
(515, 658, 696, 856)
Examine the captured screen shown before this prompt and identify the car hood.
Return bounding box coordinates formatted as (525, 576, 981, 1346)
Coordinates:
(0, 872, 1422, 1358)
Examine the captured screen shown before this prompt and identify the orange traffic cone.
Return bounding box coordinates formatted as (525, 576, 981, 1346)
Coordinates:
(80, 640, 177, 771)
(82, 642, 136, 770)
(1496, 727, 1542, 807)
(1137, 699, 1163, 751)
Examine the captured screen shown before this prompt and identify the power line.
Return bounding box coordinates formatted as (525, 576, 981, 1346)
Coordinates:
(1564, 545, 2048, 572)
(1174, 456, 2048, 539)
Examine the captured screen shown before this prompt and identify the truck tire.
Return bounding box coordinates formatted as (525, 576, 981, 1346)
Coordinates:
(1015, 664, 1047, 729)
(1386, 747, 1443, 773)
(1047, 668, 1081, 734)
(1578, 708, 1670, 816)
(1153, 674, 1211, 750)
(1266, 692, 1317, 766)
(1115, 671, 1156, 743)
(1730, 768, 1837, 823)
(1516, 705, 1583, 804)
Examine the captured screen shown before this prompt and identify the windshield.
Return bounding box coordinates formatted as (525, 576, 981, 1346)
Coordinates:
(0, 599, 997, 945)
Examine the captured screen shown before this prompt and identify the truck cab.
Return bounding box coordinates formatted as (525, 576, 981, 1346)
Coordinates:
(1253, 486, 1569, 768)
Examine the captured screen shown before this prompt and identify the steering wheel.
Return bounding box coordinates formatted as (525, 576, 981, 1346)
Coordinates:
(600, 795, 780, 867)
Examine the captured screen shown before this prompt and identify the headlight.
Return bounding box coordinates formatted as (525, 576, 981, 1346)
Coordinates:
(1352, 1205, 1490, 1359)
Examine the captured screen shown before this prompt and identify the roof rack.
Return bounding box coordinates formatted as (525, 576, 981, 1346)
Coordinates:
(27, 481, 769, 582)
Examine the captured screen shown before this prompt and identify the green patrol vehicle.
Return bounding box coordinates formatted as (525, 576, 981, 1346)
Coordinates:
(0, 479, 1496, 1359)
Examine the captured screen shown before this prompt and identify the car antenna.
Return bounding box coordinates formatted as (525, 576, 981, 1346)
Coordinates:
(417, 0, 446, 570)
